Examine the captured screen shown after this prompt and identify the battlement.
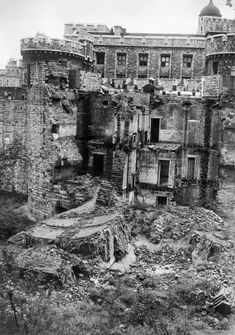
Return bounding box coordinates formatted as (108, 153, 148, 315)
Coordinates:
(64, 23, 110, 35)
(198, 16, 234, 35)
(21, 34, 88, 59)
(90, 34, 205, 48)
(206, 33, 235, 56)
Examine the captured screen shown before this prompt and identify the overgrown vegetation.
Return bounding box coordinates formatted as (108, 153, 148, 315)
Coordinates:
(0, 191, 33, 240)
(0, 251, 229, 335)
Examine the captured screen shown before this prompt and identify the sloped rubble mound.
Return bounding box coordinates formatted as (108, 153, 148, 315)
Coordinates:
(9, 188, 130, 265)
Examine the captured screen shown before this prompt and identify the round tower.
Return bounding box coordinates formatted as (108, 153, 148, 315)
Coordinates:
(198, 0, 222, 35)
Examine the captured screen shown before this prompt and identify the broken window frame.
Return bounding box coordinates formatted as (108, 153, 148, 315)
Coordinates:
(117, 53, 127, 66)
(161, 54, 170, 67)
(183, 55, 193, 68)
(158, 159, 170, 187)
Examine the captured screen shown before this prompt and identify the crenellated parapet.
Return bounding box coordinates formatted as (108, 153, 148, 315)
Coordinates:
(21, 33, 94, 61)
(90, 34, 205, 49)
(206, 33, 235, 56)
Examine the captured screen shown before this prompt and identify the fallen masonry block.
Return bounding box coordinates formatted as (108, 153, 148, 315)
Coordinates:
(210, 286, 235, 315)
(14, 246, 76, 285)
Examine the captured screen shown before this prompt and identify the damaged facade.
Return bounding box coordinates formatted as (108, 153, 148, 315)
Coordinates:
(0, 0, 234, 219)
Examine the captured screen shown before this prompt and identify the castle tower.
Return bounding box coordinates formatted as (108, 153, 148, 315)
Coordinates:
(198, 0, 222, 35)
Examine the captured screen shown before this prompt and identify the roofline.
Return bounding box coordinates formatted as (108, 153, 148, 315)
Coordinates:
(81, 32, 205, 38)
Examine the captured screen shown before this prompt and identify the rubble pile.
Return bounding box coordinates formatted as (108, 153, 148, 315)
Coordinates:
(15, 246, 76, 285)
(4, 200, 235, 334)
(127, 206, 235, 311)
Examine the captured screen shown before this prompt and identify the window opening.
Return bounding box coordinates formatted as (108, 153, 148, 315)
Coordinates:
(187, 157, 195, 180)
(150, 118, 160, 143)
(183, 55, 193, 68)
(96, 52, 105, 65)
(213, 62, 219, 74)
(157, 196, 167, 206)
(161, 55, 170, 67)
(139, 53, 148, 66)
(158, 160, 170, 187)
(117, 53, 126, 66)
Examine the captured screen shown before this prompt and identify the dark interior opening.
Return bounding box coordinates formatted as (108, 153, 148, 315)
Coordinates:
(27, 64, 31, 87)
(157, 196, 168, 205)
(55, 204, 67, 214)
(93, 154, 104, 177)
(213, 62, 219, 75)
(51, 123, 59, 134)
(159, 160, 169, 186)
(102, 100, 109, 107)
(150, 118, 160, 142)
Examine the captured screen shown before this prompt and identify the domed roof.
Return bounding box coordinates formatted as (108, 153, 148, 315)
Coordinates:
(199, 0, 222, 17)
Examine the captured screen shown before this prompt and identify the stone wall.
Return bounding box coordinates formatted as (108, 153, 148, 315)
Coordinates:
(0, 100, 28, 194)
(93, 45, 205, 80)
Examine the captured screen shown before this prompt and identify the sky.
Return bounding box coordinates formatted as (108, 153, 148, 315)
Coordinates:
(0, 0, 234, 68)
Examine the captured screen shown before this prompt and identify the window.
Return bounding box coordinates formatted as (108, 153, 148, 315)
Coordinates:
(139, 53, 148, 66)
(138, 72, 148, 78)
(116, 73, 126, 78)
(161, 55, 170, 67)
(213, 62, 219, 74)
(150, 118, 160, 143)
(183, 55, 193, 68)
(187, 157, 195, 180)
(157, 196, 168, 206)
(158, 160, 170, 187)
(117, 53, 126, 66)
(96, 52, 105, 65)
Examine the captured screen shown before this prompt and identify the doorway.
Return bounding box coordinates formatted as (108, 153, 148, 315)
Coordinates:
(158, 160, 170, 187)
(93, 154, 104, 177)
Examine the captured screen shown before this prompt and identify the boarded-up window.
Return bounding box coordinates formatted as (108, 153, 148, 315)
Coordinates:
(187, 157, 195, 179)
